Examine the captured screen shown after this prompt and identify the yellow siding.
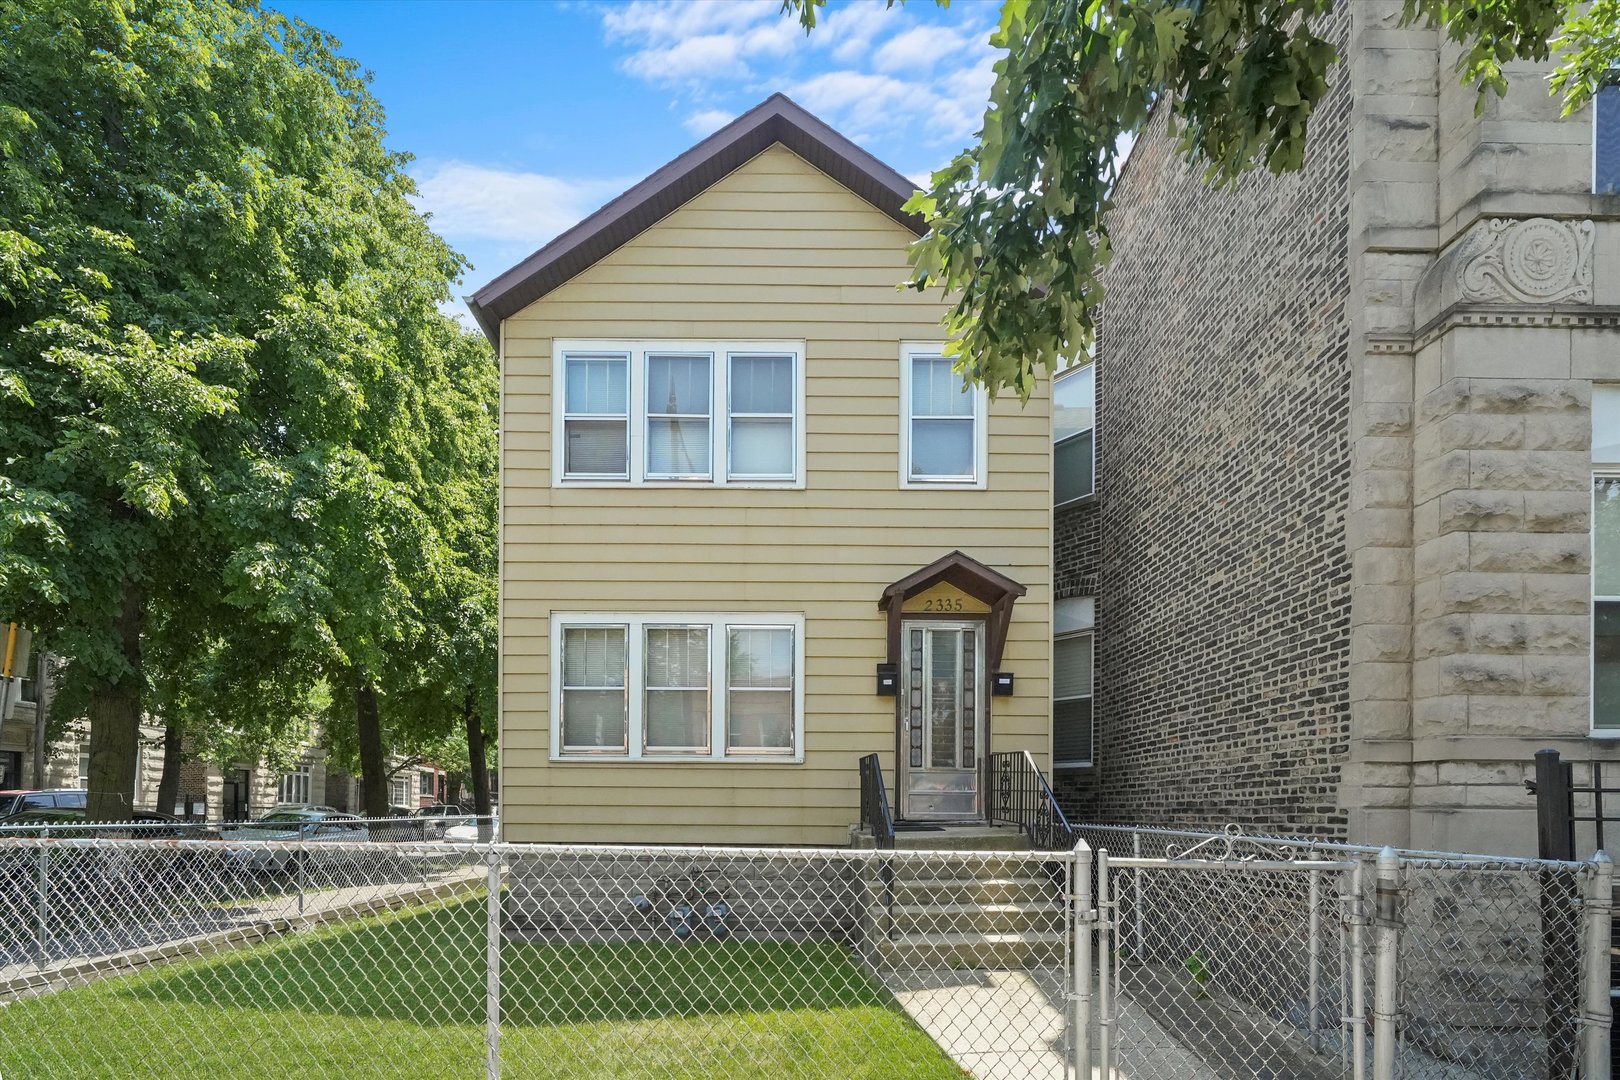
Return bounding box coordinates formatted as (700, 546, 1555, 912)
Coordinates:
(501, 145, 1052, 846)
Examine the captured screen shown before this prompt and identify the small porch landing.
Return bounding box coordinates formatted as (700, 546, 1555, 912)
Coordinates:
(847, 822, 1030, 850)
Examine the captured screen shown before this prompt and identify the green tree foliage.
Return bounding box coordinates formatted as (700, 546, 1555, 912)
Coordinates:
(0, 0, 497, 817)
(788, 0, 1619, 398)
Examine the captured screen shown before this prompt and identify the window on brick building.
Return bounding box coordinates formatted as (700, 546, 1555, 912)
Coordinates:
(1597, 82, 1620, 195)
(1054, 362, 1095, 506)
(1593, 385, 1620, 732)
(1054, 597, 1095, 767)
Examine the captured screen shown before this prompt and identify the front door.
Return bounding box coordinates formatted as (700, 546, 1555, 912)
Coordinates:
(899, 620, 985, 820)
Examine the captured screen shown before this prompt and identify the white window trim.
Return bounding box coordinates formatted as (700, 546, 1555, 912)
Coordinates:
(899, 342, 988, 489)
(1593, 467, 1620, 737)
(553, 340, 806, 489)
(279, 764, 312, 804)
(550, 612, 805, 763)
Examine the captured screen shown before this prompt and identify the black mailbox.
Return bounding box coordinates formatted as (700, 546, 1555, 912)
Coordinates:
(875, 662, 898, 696)
(992, 672, 1015, 696)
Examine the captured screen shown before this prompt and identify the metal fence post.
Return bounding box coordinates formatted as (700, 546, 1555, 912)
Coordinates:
(1308, 867, 1321, 1053)
(486, 845, 503, 1080)
(1131, 831, 1144, 963)
(297, 844, 306, 916)
(1535, 748, 1577, 861)
(1344, 860, 1366, 1080)
(35, 826, 49, 960)
(1371, 847, 1401, 1080)
(1582, 852, 1613, 1079)
(1072, 842, 1092, 1080)
(1097, 847, 1113, 1078)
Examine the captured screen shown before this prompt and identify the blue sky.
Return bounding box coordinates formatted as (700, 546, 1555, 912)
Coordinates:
(271, 0, 1004, 318)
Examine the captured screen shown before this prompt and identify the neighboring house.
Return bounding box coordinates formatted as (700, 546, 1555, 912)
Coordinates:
(470, 94, 1053, 846)
(1055, 1, 1620, 855)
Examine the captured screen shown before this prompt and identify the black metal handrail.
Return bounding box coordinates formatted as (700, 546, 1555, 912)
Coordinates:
(988, 750, 1076, 851)
(858, 753, 895, 849)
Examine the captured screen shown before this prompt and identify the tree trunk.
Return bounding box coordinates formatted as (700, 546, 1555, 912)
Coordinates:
(443, 770, 463, 809)
(155, 721, 184, 817)
(356, 672, 388, 819)
(465, 689, 493, 840)
(86, 582, 144, 822)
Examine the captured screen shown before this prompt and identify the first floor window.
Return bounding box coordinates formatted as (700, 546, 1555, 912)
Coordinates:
(77, 749, 90, 790)
(561, 625, 629, 751)
(279, 765, 312, 805)
(1053, 597, 1095, 767)
(389, 775, 410, 808)
(554, 613, 803, 761)
(419, 770, 435, 797)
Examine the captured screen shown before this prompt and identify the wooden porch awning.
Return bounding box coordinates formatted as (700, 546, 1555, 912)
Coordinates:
(878, 551, 1027, 671)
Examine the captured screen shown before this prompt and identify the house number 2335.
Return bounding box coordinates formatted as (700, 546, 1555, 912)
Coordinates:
(922, 597, 964, 611)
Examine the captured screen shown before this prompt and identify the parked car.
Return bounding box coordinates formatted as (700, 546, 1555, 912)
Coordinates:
(412, 803, 467, 818)
(220, 809, 372, 875)
(0, 789, 88, 818)
(444, 813, 496, 843)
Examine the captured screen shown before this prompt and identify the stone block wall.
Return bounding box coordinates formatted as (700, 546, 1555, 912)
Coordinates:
(1072, 5, 1354, 836)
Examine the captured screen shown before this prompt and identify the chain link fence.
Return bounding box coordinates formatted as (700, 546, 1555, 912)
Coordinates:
(0, 821, 1610, 1079)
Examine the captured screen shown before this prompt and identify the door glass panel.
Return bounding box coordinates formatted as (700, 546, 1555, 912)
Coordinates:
(927, 629, 960, 768)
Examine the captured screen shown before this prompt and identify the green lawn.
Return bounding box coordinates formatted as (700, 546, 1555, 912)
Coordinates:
(1, 898, 965, 1079)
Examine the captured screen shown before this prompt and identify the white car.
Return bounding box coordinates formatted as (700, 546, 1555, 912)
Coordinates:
(221, 809, 370, 873)
(444, 813, 496, 842)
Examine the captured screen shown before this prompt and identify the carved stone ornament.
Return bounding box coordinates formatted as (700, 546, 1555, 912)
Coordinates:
(1455, 217, 1594, 305)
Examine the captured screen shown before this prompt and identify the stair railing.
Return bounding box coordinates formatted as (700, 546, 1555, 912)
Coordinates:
(988, 750, 1076, 851)
(858, 753, 896, 849)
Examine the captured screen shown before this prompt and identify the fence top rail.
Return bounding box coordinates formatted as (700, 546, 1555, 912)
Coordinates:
(1103, 855, 1355, 872)
(1078, 821, 1596, 871)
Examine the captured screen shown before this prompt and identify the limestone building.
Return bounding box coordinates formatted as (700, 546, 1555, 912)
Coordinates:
(1057, 2, 1620, 855)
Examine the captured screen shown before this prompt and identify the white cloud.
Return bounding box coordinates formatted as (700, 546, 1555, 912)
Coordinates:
(813, 0, 895, 64)
(684, 108, 737, 136)
(871, 24, 971, 74)
(603, 0, 791, 87)
(411, 161, 625, 247)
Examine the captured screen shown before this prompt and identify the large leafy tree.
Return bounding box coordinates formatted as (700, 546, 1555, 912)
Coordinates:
(791, 0, 1620, 398)
(0, 0, 486, 818)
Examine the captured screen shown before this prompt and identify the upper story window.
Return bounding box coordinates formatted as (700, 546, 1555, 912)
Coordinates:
(1597, 82, 1620, 195)
(1054, 362, 1095, 507)
(901, 345, 987, 487)
(552, 612, 803, 762)
(1053, 597, 1095, 768)
(555, 341, 804, 487)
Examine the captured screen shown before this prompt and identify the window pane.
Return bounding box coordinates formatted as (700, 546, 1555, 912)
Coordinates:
(562, 627, 626, 687)
(911, 357, 973, 416)
(1055, 429, 1094, 503)
(647, 354, 710, 414)
(1054, 634, 1093, 700)
(646, 627, 708, 687)
(1595, 386, 1620, 464)
(1052, 364, 1095, 441)
(1598, 84, 1620, 196)
(1054, 697, 1093, 765)
(911, 418, 974, 477)
(565, 418, 627, 476)
(648, 418, 711, 475)
(731, 417, 793, 476)
(562, 689, 627, 748)
(565, 356, 627, 414)
(1598, 601, 1620, 730)
(927, 630, 960, 768)
(731, 355, 793, 414)
(728, 628, 793, 688)
(1597, 477, 1620, 596)
(727, 691, 793, 750)
(647, 691, 709, 749)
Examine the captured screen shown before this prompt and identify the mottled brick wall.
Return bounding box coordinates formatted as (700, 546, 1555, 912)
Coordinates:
(1061, 9, 1354, 835)
(1055, 500, 1100, 598)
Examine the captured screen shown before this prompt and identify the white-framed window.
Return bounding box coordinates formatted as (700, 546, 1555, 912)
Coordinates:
(900, 344, 987, 487)
(278, 765, 311, 804)
(1053, 362, 1095, 507)
(554, 341, 805, 487)
(1596, 82, 1620, 196)
(1594, 385, 1620, 734)
(551, 612, 804, 762)
(77, 749, 90, 790)
(389, 775, 410, 808)
(1053, 598, 1095, 768)
(419, 769, 436, 797)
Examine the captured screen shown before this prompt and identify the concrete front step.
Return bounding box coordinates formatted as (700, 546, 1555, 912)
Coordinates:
(868, 875, 1056, 906)
(874, 930, 1068, 969)
(885, 901, 1064, 936)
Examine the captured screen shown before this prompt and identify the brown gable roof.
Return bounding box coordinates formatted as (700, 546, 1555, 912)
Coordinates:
(464, 93, 926, 344)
